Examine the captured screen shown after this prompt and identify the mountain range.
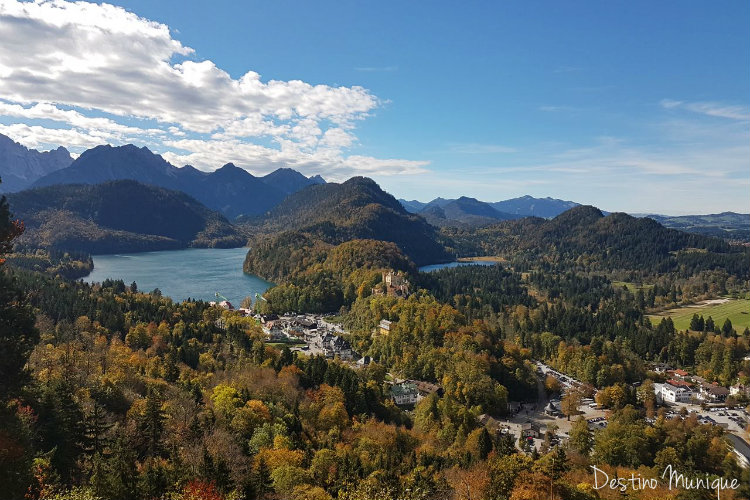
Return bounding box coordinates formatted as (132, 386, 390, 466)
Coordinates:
(0, 134, 72, 192)
(6, 180, 244, 254)
(638, 212, 750, 242)
(30, 143, 325, 218)
(1, 134, 747, 256)
(399, 194, 581, 221)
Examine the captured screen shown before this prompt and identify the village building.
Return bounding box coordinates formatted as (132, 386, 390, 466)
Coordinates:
(521, 422, 541, 439)
(651, 363, 672, 373)
(667, 369, 689, 379)
(544, 401, 562, 417)
(414, 380, 443, 398)
(378, 319, 392, 335)
(698, 383, 730, 402)
(391, 382, 419, 406)
(661, 382, 693, 403)
(356, 355, 371, 368)
(730, 383, 750, 397)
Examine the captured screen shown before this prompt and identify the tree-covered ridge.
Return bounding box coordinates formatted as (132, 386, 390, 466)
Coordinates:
(245, 236, 417, 314)
(443, 205, 748, 277)
(240, 177, 450, 266)
(7, 180, 246, 253)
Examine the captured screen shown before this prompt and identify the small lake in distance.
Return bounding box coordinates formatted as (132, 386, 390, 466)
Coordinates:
(85, 247, 272, 306)
(418, 260, 498, 272)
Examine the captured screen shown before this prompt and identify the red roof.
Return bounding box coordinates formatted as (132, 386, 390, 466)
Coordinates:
(667, 379, 692, 388)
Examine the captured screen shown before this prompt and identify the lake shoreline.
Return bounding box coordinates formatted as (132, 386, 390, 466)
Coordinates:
(84, 247, 272, 306)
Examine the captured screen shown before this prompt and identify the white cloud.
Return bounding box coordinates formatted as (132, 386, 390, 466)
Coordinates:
(159, 137, 428, 179)
(0, 0, 426, 177)
(660, 99, 749, 121)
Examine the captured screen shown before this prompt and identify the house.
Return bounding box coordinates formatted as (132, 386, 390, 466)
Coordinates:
(666, 379, 692, 389)
(521, 422, 541, 439)
(378, 319, 392, 335)
(653, 383, 664, 404)
(544, 401, 562, 417)
(699, 383, 730, 402)
(668, 369, 689, 379)
(414, 380, 443, 398)
(477, 414, 509, 436)
(651, 363, 672, 373)
(661, 382, 693, 403)
(391, 382, 419, 406)
(730, 383, 750, 397)
(356, 356, 371, 367)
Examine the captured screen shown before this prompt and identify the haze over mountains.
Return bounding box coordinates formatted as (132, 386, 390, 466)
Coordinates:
(0, 133, 72, 192)
(0, 134, 747, 252)
(399, 194, 581, 221)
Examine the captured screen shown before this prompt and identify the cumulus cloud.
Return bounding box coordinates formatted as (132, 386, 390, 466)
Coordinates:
(0, 0, 427, 177)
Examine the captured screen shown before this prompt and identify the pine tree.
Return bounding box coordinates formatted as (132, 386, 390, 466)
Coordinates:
(138, 388, 165, 458)
(477, 427, 493, 460)
(252, 456, 273, 499)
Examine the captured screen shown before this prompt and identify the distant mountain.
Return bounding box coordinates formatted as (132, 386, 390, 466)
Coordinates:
(0, 133, 72, 192)
(242, 176, 449, 266)
(7, 180, 245, 254)
(189, 162, 287, 219)
(399, 195, 580, 218)
(31, 144, 317, 218)
(641, 212, 750, 242)
(397, 199, 427, 213)
(260, 167, 325, 195)
(490, 195, 579, 218)
(419, 196, 518, 227)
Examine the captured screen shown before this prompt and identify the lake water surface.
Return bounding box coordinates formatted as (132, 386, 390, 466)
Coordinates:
(418, 260, 498, 272)
(85, 247, 273, 306)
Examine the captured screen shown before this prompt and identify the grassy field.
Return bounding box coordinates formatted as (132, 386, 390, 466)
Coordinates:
(458, 256, 507, 263)
(612, 280, 654, 293)
(648, 298, 750, 331)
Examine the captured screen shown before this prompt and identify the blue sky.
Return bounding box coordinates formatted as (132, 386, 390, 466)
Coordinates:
(0, 1, 747, 214)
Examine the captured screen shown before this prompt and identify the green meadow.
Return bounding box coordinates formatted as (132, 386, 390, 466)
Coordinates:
(649, 298, 750, 331)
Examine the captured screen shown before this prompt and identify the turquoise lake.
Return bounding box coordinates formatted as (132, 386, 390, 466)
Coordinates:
(418, 260, 497, 272)
(85, 247, 273, 306)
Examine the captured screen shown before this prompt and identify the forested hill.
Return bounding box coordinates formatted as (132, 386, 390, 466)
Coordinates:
(241, 176, 450, 266)
(7, 180, 245, 253)
(444, 205, 749, 276)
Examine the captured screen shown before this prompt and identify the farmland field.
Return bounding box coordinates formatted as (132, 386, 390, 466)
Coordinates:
(648, 298, 750, 331)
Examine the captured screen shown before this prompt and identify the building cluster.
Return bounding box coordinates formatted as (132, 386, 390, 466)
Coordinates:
(654, 368, 731, 404)
(390, 379, 443, 406)
(257, 314, 359, 361)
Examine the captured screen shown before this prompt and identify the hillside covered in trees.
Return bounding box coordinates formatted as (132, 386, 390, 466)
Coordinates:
(7, 180, 245, 254)
(240, 177, 450, 266)
(443, 205, 749, 278)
